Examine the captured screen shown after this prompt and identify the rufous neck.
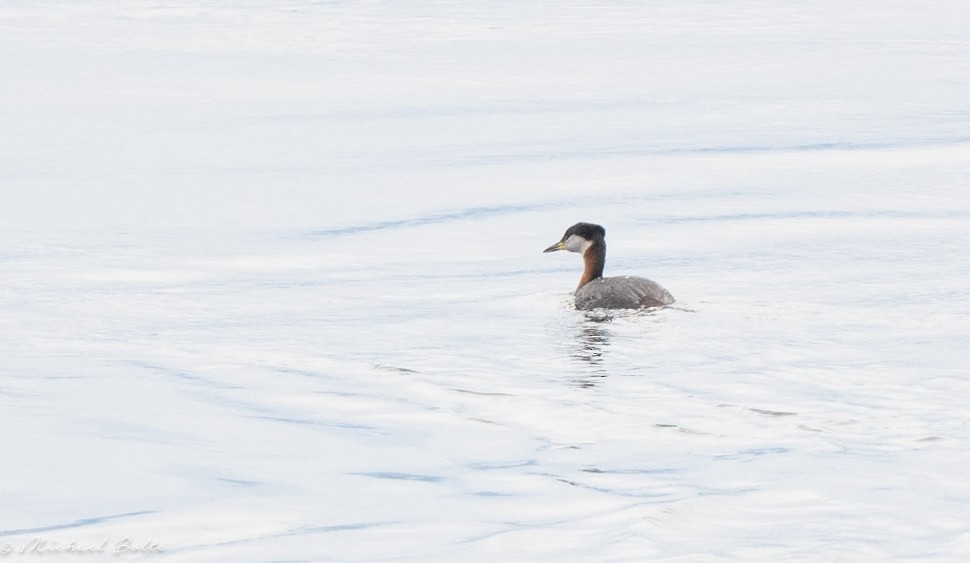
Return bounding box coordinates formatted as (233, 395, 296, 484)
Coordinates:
(577, 241, 605, 290)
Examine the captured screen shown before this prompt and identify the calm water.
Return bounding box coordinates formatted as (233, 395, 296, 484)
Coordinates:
(3, 2, 970, 561)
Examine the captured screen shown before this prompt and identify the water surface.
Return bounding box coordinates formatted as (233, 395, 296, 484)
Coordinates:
(2, 1, 970, 560)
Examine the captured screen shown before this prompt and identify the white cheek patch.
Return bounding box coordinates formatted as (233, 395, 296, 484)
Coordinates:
(564, 234, 592, 254)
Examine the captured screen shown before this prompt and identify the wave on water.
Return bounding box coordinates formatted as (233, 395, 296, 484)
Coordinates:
(309, 203, 549, 238)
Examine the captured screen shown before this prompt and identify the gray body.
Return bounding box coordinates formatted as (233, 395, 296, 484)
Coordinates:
(574, 275, 674, 310)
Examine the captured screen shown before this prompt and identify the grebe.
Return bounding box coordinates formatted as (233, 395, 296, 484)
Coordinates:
(544, 222, 674, 310)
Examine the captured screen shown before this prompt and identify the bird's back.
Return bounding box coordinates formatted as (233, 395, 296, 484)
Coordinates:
(574, 276, 674, 310)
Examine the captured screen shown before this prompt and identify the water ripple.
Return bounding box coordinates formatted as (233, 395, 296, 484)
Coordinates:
(310, 204, 545, 237)
(0, 511, 156, 538)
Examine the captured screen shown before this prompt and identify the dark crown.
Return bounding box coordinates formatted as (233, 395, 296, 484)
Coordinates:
(562, 222, 606, 242)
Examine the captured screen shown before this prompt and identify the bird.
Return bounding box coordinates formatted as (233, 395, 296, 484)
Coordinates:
(544, 222, 674, 310)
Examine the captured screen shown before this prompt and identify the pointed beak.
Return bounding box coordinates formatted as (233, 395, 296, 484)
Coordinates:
(543, 241, 566, 253)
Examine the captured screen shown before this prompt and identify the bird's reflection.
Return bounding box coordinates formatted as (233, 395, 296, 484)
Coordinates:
(569, 313, 613, 387)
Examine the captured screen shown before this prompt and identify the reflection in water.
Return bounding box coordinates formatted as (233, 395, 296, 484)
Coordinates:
(569, 314, 613, 387)
(564, 309, 670, 387)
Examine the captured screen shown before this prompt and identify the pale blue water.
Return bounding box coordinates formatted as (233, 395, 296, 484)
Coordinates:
(3, 2, 970, 561)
